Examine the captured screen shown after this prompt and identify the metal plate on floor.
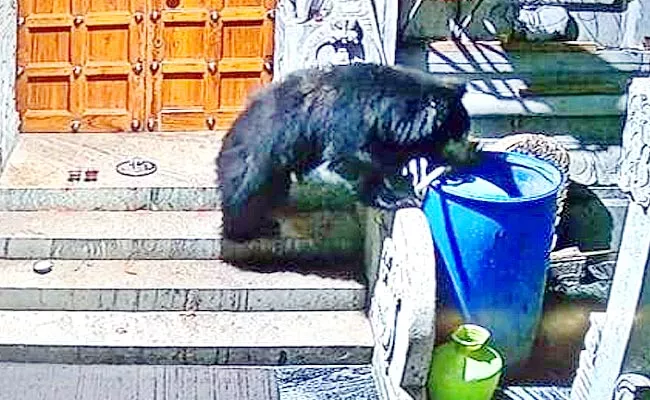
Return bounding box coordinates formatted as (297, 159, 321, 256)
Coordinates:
(116, 158, 157, 177)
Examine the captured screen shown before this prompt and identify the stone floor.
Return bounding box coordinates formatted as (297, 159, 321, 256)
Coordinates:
(0, 132, 221, 190)
(0, 132, 224, 212)
(0, 363, 570, 400)
(0, 363, 279, 400)
(506, 294, 607, 386)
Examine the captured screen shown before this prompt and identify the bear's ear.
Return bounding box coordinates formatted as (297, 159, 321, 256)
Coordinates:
(440, 77, 467, 98)
(453, 82, 467, 98)
(428, 74, 467, 98)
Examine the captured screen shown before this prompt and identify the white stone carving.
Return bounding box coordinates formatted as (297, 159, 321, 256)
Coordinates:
(570, 312, 606, 400)
(281, 0, 333, 23)
(273, 0, 394, 80)
(517, 6, 574, 42)
(569, 146, 621, 187)
(369, 208, 437, 400)
(614, 373, 650, 400)
(619, 78, 650, 210)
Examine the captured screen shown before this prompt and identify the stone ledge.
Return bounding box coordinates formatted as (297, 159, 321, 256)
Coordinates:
(464, 93, 626, 118)
(0, 310, 373, 365)
(396, 39, 648, 124)
(0, 210, 364, 262)
(0, 187, 220, 212)
(424, 40, 649, 75)
(0, 259, 366, 312)
(0, 363, 280, 400)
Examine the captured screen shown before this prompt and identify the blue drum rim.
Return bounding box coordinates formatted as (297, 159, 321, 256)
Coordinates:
(426, 151, 565, 204)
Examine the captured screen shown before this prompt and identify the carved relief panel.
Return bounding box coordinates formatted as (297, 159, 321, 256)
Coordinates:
(273, 0, 395, 79)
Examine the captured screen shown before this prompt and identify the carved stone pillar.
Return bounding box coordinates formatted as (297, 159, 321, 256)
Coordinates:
(0, 0, 19, 171)
(367, 208, 437, 400)
(273, 0, 397, 80)
(570, 77, 650, 400)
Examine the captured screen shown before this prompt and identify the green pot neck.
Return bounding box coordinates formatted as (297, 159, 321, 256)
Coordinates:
(450, 324, 491, 353)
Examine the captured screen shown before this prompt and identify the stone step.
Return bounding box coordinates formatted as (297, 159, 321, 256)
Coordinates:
(0, 210, 363, 261)
(0, 310, 373, 366)
(0, 210, 221, 260)
(0, 133, 221, 212)
(0, 133, 359, 214)
(0, 186, 220, 212)
(0, 259, 365, 311)
(0, 363, 282, 400)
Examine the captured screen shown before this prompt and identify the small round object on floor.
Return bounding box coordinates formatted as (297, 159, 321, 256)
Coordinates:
(116, 158, 157, 177)
(33, 260, 54, 274)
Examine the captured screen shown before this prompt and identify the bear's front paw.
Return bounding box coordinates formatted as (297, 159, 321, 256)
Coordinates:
(394, 196, 422, 209)
(257, 218, 281, 238)
(371, 195, 422, 210)
(224, 218, 280, 242)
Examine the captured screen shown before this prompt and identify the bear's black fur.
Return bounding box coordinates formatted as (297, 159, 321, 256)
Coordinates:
(217, 63, 473, 242)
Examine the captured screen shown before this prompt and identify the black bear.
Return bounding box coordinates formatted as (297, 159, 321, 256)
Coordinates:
(217, 63, 475, 242)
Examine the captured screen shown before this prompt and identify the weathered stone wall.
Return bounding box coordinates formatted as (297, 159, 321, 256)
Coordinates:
(400, 0, 650, 48)
(0, 0, 19, 171)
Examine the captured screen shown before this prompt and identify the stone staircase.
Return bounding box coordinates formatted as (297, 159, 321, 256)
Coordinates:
(0, 132, 374, 369)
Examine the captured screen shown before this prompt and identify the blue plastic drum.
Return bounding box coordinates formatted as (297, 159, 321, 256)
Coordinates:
(422, 151, 564, 368)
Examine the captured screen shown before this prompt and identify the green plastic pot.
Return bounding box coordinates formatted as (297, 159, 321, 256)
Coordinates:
(427, 324, 504, 400)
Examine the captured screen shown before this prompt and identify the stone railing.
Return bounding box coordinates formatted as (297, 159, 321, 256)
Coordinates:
(365, 207, 436, 400)
(0, 0, 19, 172)
(570, 77, 650, 400)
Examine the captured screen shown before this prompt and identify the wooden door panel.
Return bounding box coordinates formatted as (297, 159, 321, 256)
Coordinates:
(213, 1, 274, 129)
(18, 0, 274, 133)
(148, 0, 218, 131)
(76, 0, 146, 132)
(17, 0, 77, 132)
(17, 0, 145, 132)
(215, 73, 261, 130)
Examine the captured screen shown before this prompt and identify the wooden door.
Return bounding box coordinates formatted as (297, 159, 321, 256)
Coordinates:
(210, 0, 275, 130)
(148, 0, 274, 131)
(17, 0, 146, 132)
(17, 0, 274, 133)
